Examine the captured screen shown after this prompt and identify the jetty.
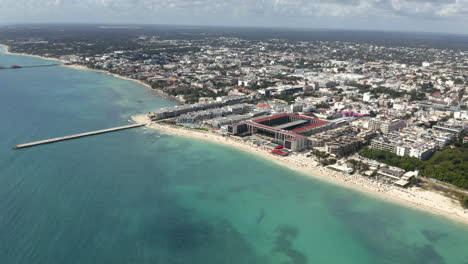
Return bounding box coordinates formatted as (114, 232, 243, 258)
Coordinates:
(0, 63, 66, 70)
(13, 123, 146, 149)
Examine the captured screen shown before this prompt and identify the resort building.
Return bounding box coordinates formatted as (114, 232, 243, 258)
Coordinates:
(370, 137, 396, 152)
(370, 136, 435, 160)
(368, 119, 406, 134)
(227, 113, 330, 152)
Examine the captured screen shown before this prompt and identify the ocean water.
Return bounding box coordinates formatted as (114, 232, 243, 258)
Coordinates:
(1, 48, 468, 264)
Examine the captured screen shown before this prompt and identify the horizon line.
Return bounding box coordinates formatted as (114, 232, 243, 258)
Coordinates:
(1, 22, 468, 37)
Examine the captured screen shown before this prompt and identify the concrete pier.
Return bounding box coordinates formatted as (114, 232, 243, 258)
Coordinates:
(0, 63, 65, 70)
(13, 123, 146, 149)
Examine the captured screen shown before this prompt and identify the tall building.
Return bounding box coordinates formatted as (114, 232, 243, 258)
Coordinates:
(380, 119, 406, 134)
(370, 137, 396, 152)
(369, 137, 435, 160)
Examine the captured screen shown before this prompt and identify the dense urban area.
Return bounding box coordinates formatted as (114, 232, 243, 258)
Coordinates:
(1, 25, 467, 207)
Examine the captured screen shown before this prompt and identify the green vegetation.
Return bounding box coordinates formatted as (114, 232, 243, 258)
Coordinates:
(348, 82, 426, 101)
(250, 80, 277, 90)
(347, 159, 370, 173)
(272, 94, 296, 103)
(408, 91, 426, 101)
(459, 88, 466, 100)
(360, 143, 468, 189)
(310, 150, 336, 165)
(324, 158, 337, 165)
(370, 86, 405, 98)
(311, 149, 329, 159)
(461, 195, 468, 209)
(315, 103, 331, 109)
(360, 148, 423, 171)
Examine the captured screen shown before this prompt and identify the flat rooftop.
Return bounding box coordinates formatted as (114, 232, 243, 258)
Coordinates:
(253, 113, 289, 124)
(275, 119, 309, 130)
(292, 120, 329, 133)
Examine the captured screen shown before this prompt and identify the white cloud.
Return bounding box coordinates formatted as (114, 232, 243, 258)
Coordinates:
(0, 0, 467, 32)
(79, 0, 468, 19)
(1, 0, 63, 8)
(2, 0, 468, 19)
(437, 0, 468, 16)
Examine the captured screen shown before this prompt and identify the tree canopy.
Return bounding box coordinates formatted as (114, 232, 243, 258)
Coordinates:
(360, 144, 468, 190)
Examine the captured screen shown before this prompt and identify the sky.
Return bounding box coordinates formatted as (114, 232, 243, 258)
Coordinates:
(1, 0, 467, 34)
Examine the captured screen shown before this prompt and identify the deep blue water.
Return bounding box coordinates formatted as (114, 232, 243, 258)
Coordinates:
(1, 48, 468, 264)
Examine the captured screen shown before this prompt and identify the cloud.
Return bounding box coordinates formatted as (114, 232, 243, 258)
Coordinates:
(1, 0, 64, 8)
(437, 0, 468, 16)
(0, 0, 466, 33)
(79, 0, 468, 19)
(2, 0, 468, 19)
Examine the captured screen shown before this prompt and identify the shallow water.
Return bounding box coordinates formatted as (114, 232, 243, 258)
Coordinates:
(1, 49, 467, 264)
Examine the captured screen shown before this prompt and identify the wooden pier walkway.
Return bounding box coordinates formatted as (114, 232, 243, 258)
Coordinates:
(13, 123, 146, 149)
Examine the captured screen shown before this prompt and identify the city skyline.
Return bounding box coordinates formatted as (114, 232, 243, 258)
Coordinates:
(2, 0, 468, 35)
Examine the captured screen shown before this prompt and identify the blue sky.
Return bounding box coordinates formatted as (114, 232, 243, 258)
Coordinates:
(1, 0, 467, 34)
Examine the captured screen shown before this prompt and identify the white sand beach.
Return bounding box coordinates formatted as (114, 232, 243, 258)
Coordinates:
(62, 65, 183, 102)
(0, 44, 183, 103)
(0, 43, 65, 63)
(132, 114, 468, 225)
(3, 43, 466, 225)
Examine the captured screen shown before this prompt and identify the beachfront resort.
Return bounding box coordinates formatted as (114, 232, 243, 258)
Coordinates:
(2, 26, 468, 223)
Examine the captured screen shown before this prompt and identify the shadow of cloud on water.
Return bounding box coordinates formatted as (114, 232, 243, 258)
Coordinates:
(273, 225, 308, 264)
(137, 197, 269, 264)
(421, 229, 448, 243)
(324, 194, 447, 264)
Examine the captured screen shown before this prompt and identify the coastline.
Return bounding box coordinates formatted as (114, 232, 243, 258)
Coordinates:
(132, 114, 468, 225)
(64, 64, 152, 90)
(3, 42, 467, 225)
(0, 43, 183, 103)
(0, 43, 65, 63)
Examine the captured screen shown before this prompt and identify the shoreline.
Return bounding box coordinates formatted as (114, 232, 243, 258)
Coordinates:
(0, 43, 65, 63)
(131, 115, 468, 225)
(3, 43, 467, 225)
(0, 43, 183, 103)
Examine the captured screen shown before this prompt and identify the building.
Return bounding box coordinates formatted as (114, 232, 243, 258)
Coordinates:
(380, 119, 406, 134)
(368, 119, 382, 131)
(151, 95, 252, 120)
(370, 136, 435, 160)
(369, 119, 406, 134)
(325, 138, 362, 157)
(370, 137, 396, 152)
(176, 104, 253, 124)
(408, 144, 434, 160)
(396, 146, 409, 156)
(378, 167, 405, 180)
(432, 124, 465, 137)
(227, 113, 329, 152)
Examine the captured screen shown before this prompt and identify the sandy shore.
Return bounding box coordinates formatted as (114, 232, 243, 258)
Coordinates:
(57, 65, 184, 102)
(0, 43, 65, 63)
(3, 43, 467, 224)
(0, 44, 183, 103)
(64, 64, 153, 89)
(132, 114, 468, 225)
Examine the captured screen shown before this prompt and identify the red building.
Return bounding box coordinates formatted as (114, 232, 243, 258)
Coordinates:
(228, 113, 330, 152)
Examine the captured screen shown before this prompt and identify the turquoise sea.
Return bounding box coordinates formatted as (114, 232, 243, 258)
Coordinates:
(1, 48, 468, 264)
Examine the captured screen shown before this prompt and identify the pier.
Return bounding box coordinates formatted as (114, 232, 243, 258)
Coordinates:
(0, 63, 66, 70)
(13, 123, 146, 149)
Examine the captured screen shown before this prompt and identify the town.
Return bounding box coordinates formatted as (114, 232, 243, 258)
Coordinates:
(1, 26, 467, 205)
